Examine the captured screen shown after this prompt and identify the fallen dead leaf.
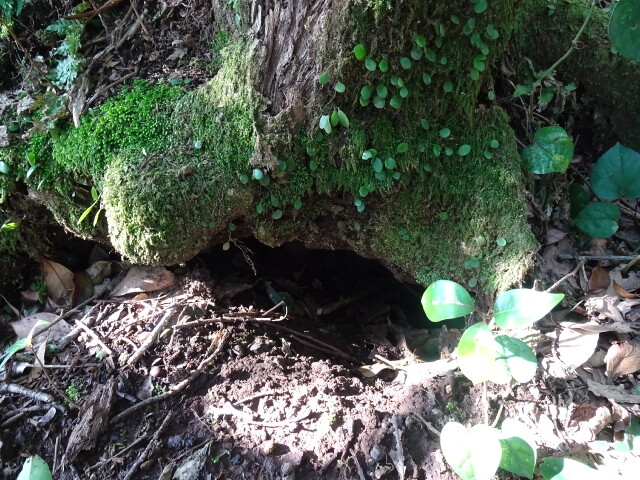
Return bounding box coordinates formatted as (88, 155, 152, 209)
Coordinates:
(71, 270, 94, 307)
(10, 312, 72, 344)
(585, 296, 624, 323)
(613, 281, 639, 299)
(586, 379, 640, 403)
(587, 266, 611, 294)
(545, 228, 568, 245)
(41, 258, 74, 305)
(111, 266, 175, 297)
(605, 341, 640, 379)
(549, 326, 600, 369)
(20, 290, 41, 303)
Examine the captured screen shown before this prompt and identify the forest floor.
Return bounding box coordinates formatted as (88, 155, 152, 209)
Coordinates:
(2, 1, 640, 479)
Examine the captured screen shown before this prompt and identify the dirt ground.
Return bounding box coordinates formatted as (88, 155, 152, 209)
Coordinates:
(2, 1, 640, 479)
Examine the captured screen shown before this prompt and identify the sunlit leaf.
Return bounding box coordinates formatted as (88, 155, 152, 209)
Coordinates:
(522, 126, 573, 174)
(494, 289, 564, 329)
(457, 323, 499, 384)
(441, 423, 501, 480)
(421, 280, 474, 322)
(16, 455, 53, 480)
(539, 457, 600, 480)
(498, 436, 535, 479)
(491, 335, 537, 384)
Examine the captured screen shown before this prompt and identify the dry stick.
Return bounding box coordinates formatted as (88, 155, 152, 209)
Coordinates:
(110, 329, 231, 424)
(545, 260, 584, 293)
(350, 449, 366, 480)
(63, 0, 128, 20)
(122, 411, 174, 480)
(391, 415, 406, 480)
(558, 254, 638, 262)
(412, 412, 441, 437)
(127, 306, 179, 366)
(85, 69, 138, 109)
(33, 294, 100, 339)
(32, 348, 80, 409)
(75, 319, 114, 357)
(0, 383, 54, 403)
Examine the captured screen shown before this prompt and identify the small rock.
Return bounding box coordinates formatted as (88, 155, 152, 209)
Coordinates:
(280, 462, 295, 480)
(261, 439, 276, 455)
(431, 408, 444, 418)
(167, 435, 182, 449)
(370, 444, 386, 463)
(140, 459, 155, 471)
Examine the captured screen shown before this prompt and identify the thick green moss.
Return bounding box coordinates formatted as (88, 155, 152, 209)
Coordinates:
(102, 38, 259, 263)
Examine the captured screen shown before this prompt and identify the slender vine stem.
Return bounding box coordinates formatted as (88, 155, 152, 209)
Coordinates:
(527, 0, 598, 125)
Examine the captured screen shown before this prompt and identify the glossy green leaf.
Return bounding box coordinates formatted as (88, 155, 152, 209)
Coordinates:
(272, 209, 283, 220)
(397, 142, 409, 153)
(415, 34, 426, 47)
(485, 24, 499, 40)
(494, 289, 563, 329)
(334, 82, 345, 93)
(574, 201, 621, 238)
(609, 0, 640, 61)
(384, 157, 396, 170)
(330, 109, 339, 127)
(360, 85, 372, 101)
(373, 96, 385, 108)
(421, 280, 474, 322)
(539, 457, 600, 480)
(439, 128, 451, 138)
(441, 423, 502, 480)
(498, 436, 535, 479)
(16, 455, 53, 480)
(319, 115, 331, 134)
(491, 335, 537, 384)
(0, 338, 30, 369)
(378, 59, 389, 72)
(376, 84, 388, 98)
(522, 126, 573, 174)
(0, 161, 10, 174)
(353, 43, 367, 60)
(400, 57, 412, 69)
(365, 58, 377, 71)
(458, 144, 471, 156)
(371, 158, 383, 173)
(569, 183, 590, 217)
(590, 142, 640, 200)
(390, 95, 402, 109)
(443, 80, 454, 92)
(362, 149, 377, 160)
(337, 109, 349, 128)
(317, 72, 329, 85)
(474, 0, 488, 14)
(423, 73, 432, 85)
(457, 323, 499, 384)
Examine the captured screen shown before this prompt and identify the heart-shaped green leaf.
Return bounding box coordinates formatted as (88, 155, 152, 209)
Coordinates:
(590, 143, 640, 200)
(498, 436, 535, 479)
(522, 126, 573, 174)
(441, 423, 502, 480)
(17, 455, 53, 480)
(491, 335, 537, 384)
(494, 289, 563, 329)
(457, 323, 498, 384)
(421, 280, 474, 322)
(609, 0, 640, 61)
(574, 201, 621, 239)
(539, 457, 600, 480)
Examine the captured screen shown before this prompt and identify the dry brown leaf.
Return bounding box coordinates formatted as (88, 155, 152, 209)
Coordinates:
(545, 228, 568, 245)
(586, 379, 640, 403)
(41, 258, 74, 305)
(585, 296, 624, 323)
(111, 266, 175, 297)
(30, 341, 47, 379)
(10, 312, 72, 344)
(70, 270, 94, 307)
(613, 280, 640, 299)
(1, 294, 20, 317)
(20, 290, 41, 303)
(587, 266, 611, 294)
(552, 327, 600, 369)
(605, 341, 640, 378)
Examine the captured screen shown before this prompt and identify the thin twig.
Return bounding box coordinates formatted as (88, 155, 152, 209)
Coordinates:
(33, 294, 100, 339)
(110, 329, 231, 424)
(207, 400, 311, 428)
(85, 69, 138, 109)
(0, 383, 55, 403)
(126, 306, 179, 366)
(412, 412, 441, 437)
(558, 254, 637, 262)
(75, 319, 114, 357)
(545, 260, 584, 293)
(122, 411, 173, 480)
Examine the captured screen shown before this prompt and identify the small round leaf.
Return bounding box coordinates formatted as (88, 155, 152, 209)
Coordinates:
(441, 423, 502, 480)
(457, 323, 499, 384)
(421, 280, 474, 322)
(353, 43, 367, 60)
(494, 289, 564, 329)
